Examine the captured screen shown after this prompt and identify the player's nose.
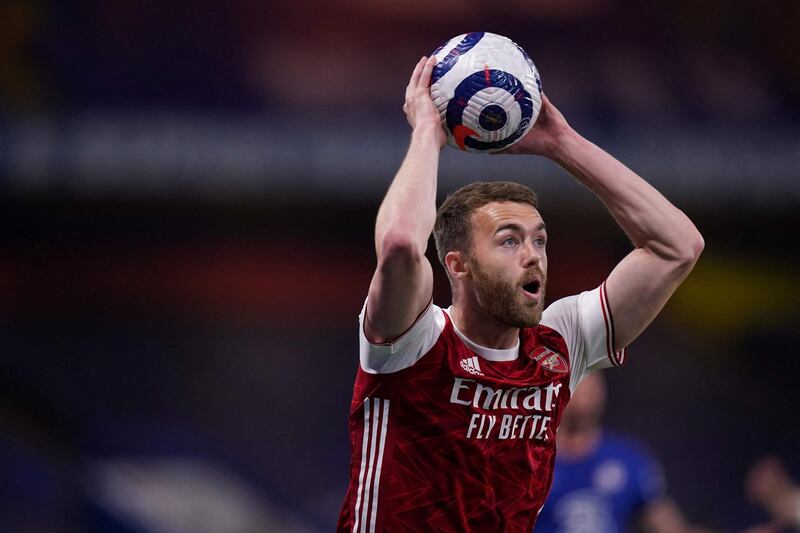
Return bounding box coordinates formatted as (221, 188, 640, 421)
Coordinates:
(521, 240, 542, 267)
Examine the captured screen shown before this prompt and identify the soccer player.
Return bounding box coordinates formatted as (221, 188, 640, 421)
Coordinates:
(337, 56, 704, 531)
(536, 373, 699, 533)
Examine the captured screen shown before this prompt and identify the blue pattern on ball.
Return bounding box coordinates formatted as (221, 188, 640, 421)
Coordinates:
(430, 32, 485, 84)
(446, 69, 533, 151)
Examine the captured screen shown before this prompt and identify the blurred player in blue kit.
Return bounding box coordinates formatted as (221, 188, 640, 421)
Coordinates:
(537, 373, 704, 533)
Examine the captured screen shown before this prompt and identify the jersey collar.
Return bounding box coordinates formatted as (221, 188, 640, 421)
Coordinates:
(445, 306, 520, 362)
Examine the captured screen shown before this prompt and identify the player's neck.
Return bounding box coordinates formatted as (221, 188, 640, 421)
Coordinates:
(449, 303, 520, 350)
(557, 426, 602, 460)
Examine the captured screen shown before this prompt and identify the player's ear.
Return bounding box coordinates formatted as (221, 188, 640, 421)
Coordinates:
(445, 250, 469, 280)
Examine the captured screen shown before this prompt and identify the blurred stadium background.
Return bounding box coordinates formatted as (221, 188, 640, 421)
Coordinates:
(1, 1, 799, 531)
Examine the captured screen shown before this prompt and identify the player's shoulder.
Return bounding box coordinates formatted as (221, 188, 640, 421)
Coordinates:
(358, 300, 448, 374)
(540, 295, 576, 329)
(539, 292, 587, 341)
(542, 285, 605, 317)
(542, 293, 579, 316)
(540, 288, 598, 323)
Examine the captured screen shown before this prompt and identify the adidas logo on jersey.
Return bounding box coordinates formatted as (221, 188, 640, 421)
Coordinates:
(460, 356, 484, 376)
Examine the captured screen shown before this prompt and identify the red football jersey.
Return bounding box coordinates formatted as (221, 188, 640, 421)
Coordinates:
(338, 282, 627, 532)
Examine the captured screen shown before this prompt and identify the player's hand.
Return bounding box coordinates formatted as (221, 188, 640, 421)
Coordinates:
(498, 94, 573, 157)
(404, 56, 447, 148)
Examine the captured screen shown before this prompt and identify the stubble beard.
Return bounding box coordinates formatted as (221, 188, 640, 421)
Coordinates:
(471, 259, 546, 329)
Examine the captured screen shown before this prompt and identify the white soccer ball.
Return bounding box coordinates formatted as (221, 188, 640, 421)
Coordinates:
(429, 32, 543, 153)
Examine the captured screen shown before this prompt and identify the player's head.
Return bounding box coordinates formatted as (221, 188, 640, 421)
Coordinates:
(560, 372, 607, 433)
(433, 181, 547, 327)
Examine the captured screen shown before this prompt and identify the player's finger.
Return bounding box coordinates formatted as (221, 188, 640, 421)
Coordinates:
(406, 56, 427, 98)
(418, 55, 437, 89)
(405, 58, 426, 102)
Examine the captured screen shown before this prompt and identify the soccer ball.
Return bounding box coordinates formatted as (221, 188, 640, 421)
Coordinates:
(429, 32, 543, 153)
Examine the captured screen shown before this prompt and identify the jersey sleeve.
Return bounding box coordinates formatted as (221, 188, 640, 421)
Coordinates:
(358, 300, 446, 374)
(540, 281, 628, 393)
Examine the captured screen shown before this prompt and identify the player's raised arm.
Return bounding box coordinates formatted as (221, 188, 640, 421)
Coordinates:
(505, 95, 704, 351)
(364, 56, 447, 343)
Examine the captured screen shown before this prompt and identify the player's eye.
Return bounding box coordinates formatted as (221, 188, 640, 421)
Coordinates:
(501, 237, 518, 247)
(534, 238, 546, 248)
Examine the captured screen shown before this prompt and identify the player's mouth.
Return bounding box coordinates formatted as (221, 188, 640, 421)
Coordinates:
(521, 279, 541, 300)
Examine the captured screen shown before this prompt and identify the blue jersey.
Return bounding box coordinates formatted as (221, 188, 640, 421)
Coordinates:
(536, 432, 665, 533)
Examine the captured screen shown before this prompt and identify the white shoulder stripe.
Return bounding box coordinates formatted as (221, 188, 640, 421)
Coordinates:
(353, 397, 390, 533)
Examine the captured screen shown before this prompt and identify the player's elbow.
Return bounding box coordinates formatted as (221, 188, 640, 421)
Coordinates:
(377, 231, 424, 268)
(676, 230, 704, 268)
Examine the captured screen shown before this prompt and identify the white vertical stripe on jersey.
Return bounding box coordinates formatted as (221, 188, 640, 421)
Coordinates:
(368, 399, 390, 533)
(359, 398, 381, 532)
(352, 398, 371, 533)
(472, 356, 481, 373)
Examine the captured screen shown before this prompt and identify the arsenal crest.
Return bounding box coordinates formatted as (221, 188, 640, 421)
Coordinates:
(529, 346, 569, 373)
